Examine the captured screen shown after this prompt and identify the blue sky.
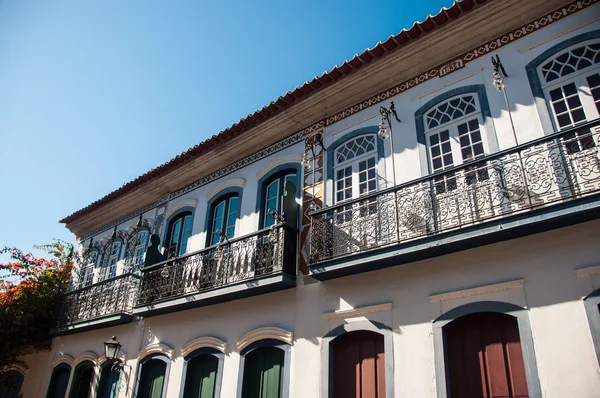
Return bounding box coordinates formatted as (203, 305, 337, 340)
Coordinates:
(0, 0, 453, 260)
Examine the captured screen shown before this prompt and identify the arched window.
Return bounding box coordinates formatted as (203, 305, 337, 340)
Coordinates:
(126, 229, 150, 270)
(97, 362, 120, 398)
(99, 240, 122, 281)
(424, 94, 489, 193)
(0, 370, 25, 398)
(206, 190, 241, 246)
(333, 134, 379, 203)
(444, 312, 528, 398)
(181, 348, 224, 398)
(239, 340, 290, 398)
(331, 331, 385, 398)
(81, 250, 98, 287)
(68, 361, 95, 398)
(539, 39, 600, 153)
(46, 364, 71, 398)
(258, 165, 299, 229)
(135, 355, 169, 398)
(165, 211, 193, 258)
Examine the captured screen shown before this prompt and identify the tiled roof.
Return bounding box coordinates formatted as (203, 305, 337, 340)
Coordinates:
(60, 0, 489, 224)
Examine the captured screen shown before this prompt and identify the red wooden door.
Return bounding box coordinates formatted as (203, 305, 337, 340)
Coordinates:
(332, 331, 385, 398)
(445, 312, 529, 398)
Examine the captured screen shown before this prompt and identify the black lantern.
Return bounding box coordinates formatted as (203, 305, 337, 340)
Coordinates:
(104, 336, 121, 361)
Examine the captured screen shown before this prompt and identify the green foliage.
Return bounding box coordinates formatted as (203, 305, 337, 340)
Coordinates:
(0, 240, 74, 373)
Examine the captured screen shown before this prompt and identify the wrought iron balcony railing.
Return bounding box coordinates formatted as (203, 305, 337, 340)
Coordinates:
(310, 119, 600, 263)
(55, 273, 140, 328)
(136, 223, 298, 306)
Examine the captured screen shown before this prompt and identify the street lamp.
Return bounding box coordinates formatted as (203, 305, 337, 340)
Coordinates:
(104, 336, 122, 362)
(379, 102, 401, 185)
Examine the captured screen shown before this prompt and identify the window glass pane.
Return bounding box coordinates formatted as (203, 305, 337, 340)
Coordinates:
(541, 43, 600, 82)
(335, 165, 353, 203)
(211, 202, 225, 245)
(457, 118, 485, 162)
(225, 197, 239, 239)
(335, 135, 376, 164)
(550, 83, 586, 128)
(587, 72, 600, 112)
(179, 215, 192, 255)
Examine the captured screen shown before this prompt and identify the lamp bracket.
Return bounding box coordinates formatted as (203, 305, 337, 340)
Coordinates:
(380, 101, 401, 123)
(492, 54, 508, 77)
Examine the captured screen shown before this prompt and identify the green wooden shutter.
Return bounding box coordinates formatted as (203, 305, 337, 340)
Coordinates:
(138, 359, 167, 398)
(97, 367, 120, 398)
(243, 347, 284, 398)
(183, 355, 218, 398)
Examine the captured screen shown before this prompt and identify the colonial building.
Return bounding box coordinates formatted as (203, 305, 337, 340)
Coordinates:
(10, 0, 600, 397)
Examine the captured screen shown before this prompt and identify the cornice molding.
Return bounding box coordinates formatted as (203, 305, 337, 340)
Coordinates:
(205, 178, 246, 203)
(7, 363, 28, 375)
(165, 198, 198, 219)
(137, 343, 174, 360)
(73, 351, 98, 367)
(321, 303, 393, 321)
(429, 279, 525, 302)
(237, 327, 293, 351)
(575, 265, 600, 278)
(256, 154, 303, 180)
(52, 355, 74, 368)
(181, 336, 227, 357)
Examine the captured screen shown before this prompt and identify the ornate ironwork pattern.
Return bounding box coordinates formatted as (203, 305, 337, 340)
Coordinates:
(310, 121, 600, 263)
(136, 224, 297, 306)
(56, 274, 140, 327)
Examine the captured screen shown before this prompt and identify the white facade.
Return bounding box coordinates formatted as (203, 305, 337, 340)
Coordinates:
(15, 1, 600, 397)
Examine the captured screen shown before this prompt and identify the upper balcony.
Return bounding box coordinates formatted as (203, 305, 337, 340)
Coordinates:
(134, 223, 297, 317)
(308, 120, 600, 280)
(51, 273, 140, 335)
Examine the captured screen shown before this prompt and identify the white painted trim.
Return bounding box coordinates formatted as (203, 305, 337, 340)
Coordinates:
(96, 353, 127, 366)
(321, 302, 393, 320)
(575, 265, 600, 278)
(411, 68, 484, 101)
(181, 336, 227, 357)
(256, 155, 303, 180)
(7, 363, 28, 375)
(137, 343, 175, 360)
(206, 178, 246, 203)
(52, 355, 75, 368)
(73, 351, 98, 367)
(518, 16, 600, 52)
(236, 327, 293, 351)
(165, 198, 198, 219)
(429, 279, 525, 302)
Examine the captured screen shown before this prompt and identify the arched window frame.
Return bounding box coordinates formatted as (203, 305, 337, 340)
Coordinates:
(78, 248, 99, 288)
(133, 353, 171, 398)
(164, 208, 195, 259)
(414, 85, 498, 178)
(96, 361, 121, 398)
(256, 164, 301, 229)
(67, 360, 95, 398)
(125, 228, 151, 271)
(526, 30, 600, 136)
(322, 321, 394, 398)
(432, 301, 541, 398)
(583, 288, 600, 367)
(204, 187, 243, 247)
(99, 239, 123, 282)
(180, 347, 225, 398)
(325, 127, 386, 207)
(0, 369, 25, 398)
(236, 339, 291, 398)
(46, 363, 72, 398)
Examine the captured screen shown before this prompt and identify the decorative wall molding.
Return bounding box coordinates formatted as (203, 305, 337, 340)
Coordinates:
(236, 327, 294, 351)
(137, 343, 174, 360)
(7, 363, 28, 375)
(429, 279, 525, 302)
(411, 67, 484, 101)
(256, 154, 303, 180)
(165, 198, 198, 219)
(52, 355, 75, 368)
(73, 351, 98, 367)
(80, 0, 596, 241)
(181, 336, 227, 357)
(518, 15, 600, 52)
(321, 302, 393, 321)
(321, 303, 392, 321)
(205, 178, 246, 203)
(575, 265, 600, 278)
(96, 353, 127, 366)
